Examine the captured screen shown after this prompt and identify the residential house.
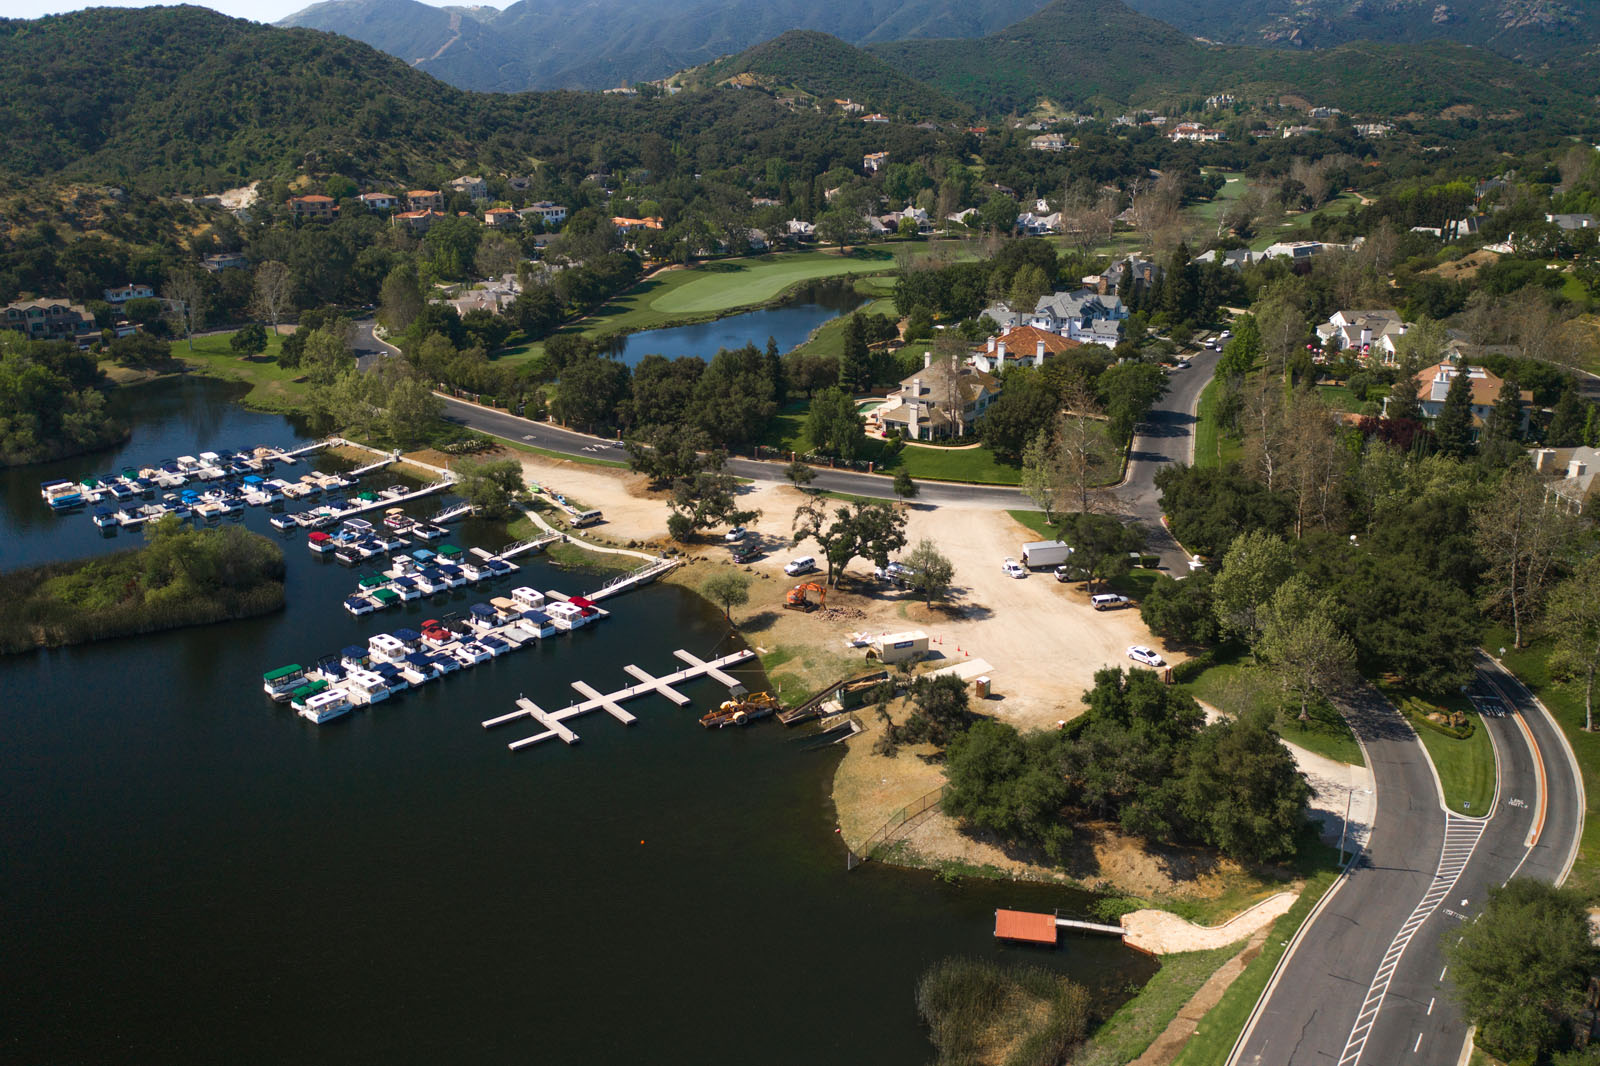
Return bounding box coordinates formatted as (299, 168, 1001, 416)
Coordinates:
(876, 353, 1001, 441)
(611, 216, 663, 234)
(200, 253, 248, 273)
(448, 176, 489, 202)
(1168, 123, 1226, 143)
(1030, 134, 1068, 152)
(1546, 213, 1597, 231)
(1354, 123, 1394, 138)
(751, 197, 782, 208)
(393, 209, 445, 235)
(1206, 94, 1236, 108)
(1442, 217, 1482, 241)
(3, 299, 97, 344)
(969, 326, 1079, 373)
(521, 201, 567, 226)
(1030, 289, 1127, 344)
(1014, 211, 1061, 235)
(406, 190, 445, 212)
(449, 274, 521, 317)
(1387, 360, 1532, 434)
(1317, 309, 1409, 356)
(834, 99, 865, 114)
(861, 113, 890, 124)
(1533, 447, 1599, 514)
(358, 192, 398, 212)
(881, 205, 933, 234)
(288, 194, 336, 220)
(483, 208, 520, 228)
(1192, 248, 1259, 269)
(1281, 125, 1318, 138)
(785, 219, 816, 239)
(946, 207, 979, 227)
(103, 284, 154, 304)
(1308, 106, 1341, 119)
(1099, 257, 1162, 296)
(1261, 239, 1341, 261)
(863, 151, 889, 173)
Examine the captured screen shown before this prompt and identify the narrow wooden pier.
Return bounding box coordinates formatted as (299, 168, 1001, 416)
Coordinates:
(347, 456, 396, 478)
(486, 648, 757, 749)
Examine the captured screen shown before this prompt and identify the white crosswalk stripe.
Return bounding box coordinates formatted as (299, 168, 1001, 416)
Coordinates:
(1336, 816, 1485, 1066)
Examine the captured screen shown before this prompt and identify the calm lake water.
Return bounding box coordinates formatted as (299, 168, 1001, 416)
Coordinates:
(610, 281, 866, 366)
(0, 376, 1153, 1063)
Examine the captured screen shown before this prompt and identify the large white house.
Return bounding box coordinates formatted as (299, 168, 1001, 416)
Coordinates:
(1316, 309, 1409, 359)
(983, 289, 1127, 346)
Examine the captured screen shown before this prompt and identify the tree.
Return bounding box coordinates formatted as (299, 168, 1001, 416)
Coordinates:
(892, 469, 919, 503)
(805, 386, 867, 462)
(904, 538, 955, 606)
(474, 232, 520, 280)
(1474, 469, 1577, 647)
(1058, 512, 1143, 593)
(792, 498, 907, 586)
(1446, 879, 1598, 1063)
(1480, 372, 1526, 462)
(378, 263, 425, 335)
(977, 192, 1020, 234)
(816, 206, 864, 250)
(701, 570, 751, 624)
(229, 323, 268, 359)
(1433, 361, 1476, 459)
(1179, 711, 1310, 862)
(1097, 361, 1167, 444)
(550, 353, 630, 433)
(1020, 429, 1062, 524)
(454, 458, 526, 519)
(784, 460, 815, 489)
(383, 375, 444, 450)
(899, 673, 975, 746)
(163, 268, 205, 351)
(1055, 394, 1114, 516)
(666, 453, 759, 541)
(979, 375, 1057, 460)
(1256, 576, 1357, 723)
(1155, 464, 1294, 560)
(299, 325, 355, 387)
(251, 260, 291, 335)
(1212, 530, 1295, 646)
(943, 721, 1073, 858)
(1547, 385, 1587, 447)
(1140, 571, 1220, 645)
(1545, 565, 1600, 731)
(837, 315, 870, 393)
(692, 343, 777, 445)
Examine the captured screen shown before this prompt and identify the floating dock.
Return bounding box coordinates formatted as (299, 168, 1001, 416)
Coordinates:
(484, 648, 757, 749)
(994, 909, 1126, 944)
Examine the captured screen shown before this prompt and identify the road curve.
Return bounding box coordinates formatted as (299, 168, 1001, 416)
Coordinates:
(1233, 660, 1584, 1066)
(1114, 350, 1219, 571)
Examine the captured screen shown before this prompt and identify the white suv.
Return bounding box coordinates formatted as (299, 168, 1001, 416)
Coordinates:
(784, 556, 817, 576)
(1127, 645, 1166, 668)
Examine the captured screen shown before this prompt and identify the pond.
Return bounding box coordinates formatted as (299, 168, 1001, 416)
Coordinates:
(0, 376, 1155, 1063)
(610, 280, 867, 366)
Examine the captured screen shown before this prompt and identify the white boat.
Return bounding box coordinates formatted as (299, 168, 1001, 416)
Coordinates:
(262, 664, 308, 700)
(511, 587, 546, 610)
(343, 594, 377, 616)
(367, 633, 408, 663)
(297, 689, 354, 723)
(455, 641, 493, 665)
(91, 507, 119, 528)
(343, 669, 392, 706)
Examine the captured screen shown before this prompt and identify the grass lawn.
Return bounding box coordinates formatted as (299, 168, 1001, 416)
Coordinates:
(1383, 683, 1496, 816)
(1315, 383, 1365, 414)
(1078, 942, 1243, 1066)
(172, 331, 312, 412)
(1484, 625, 1600, 899)
(764, 402, 1024, 485)
(1185, 172, 1248, 225)
(590, 249, 895, 329)
(1246, 191, 1363, 252)
(1172, 869, 1341, 1066)
(1182, 655, 1366, 766)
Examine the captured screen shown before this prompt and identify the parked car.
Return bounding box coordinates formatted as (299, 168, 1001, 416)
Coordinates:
(784, 556, 817, 576)
(1219, 329, 1233, 340)
(724, 526, 748, 542)
(731, 545, 764, 564)
(1174, 359, 1192, 370)
(875, 561, 918, 586)
(1127, 645, 1166, 668)
(1091, 593, 1131, 611)
(1002, 558, 1027, 579)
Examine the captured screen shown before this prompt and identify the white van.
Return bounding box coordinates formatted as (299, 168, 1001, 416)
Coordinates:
(1091, 593, 1131, 611)
(571, 509, 603, 527)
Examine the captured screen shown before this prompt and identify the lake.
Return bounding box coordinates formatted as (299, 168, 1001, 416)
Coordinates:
(0, 376, 1154, 1063)
(609, 281, 866, 366)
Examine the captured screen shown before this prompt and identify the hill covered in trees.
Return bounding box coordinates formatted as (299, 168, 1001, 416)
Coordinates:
(869, 0, 1589, 118)
(685, 31, 972, 122)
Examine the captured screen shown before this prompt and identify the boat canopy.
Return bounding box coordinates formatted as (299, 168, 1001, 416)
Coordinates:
(411, 548, 436, 561)
(309, 531, 330, 542)
(357, 491, 379, 501)
(372, 588, 400, 603)
(438, 544, 463, 557)
(358, 574, 387, 589)
(341, 645, 368, 660)
(393, 628, 420, 642)
(570, 596, 597, 609)
(469, 603, 496, 618)
(262, 664, 305, 682)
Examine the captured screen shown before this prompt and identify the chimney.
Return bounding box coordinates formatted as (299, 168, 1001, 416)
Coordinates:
(986, 336, 995, 353)
(924, 351, 933, 368)
(1570, 460, 1588, 480)
(1035, 339, 1046, 366)
(909, 399, 920, 439)
(1535, 448, 1557, 473)
(912, 377, 922, 397)
(997, 341, 1007, 362)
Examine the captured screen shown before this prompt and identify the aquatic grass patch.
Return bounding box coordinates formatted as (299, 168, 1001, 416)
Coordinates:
(0, 522, 285, 654)
(916, 956, 1093, 1066)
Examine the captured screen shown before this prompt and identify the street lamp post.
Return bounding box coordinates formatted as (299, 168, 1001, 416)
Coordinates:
(1339, 786, 1373, 867)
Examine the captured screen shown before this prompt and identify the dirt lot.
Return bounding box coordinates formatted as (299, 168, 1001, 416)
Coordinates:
(509, 450, 1180, 730)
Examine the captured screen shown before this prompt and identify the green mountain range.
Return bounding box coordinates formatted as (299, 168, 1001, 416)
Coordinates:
(279, 0, 1053, 92)
(868, 0, 1589, 117)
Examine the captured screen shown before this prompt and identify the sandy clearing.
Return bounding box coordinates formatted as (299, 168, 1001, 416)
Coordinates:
(1121, 892, 1297, 955)
(510, 450, 1180, 732)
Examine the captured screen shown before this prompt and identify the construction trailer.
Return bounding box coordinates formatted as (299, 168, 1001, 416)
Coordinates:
(867, 630, 929, 664)
(1020, 540, 1072, 569)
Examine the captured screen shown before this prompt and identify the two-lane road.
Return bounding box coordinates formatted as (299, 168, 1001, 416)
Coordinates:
(1234, 658, 1583, 1066)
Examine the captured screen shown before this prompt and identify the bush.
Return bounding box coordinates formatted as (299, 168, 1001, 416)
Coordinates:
(1170, 649, 1218, 684)
(1399, 696, 1475, 739)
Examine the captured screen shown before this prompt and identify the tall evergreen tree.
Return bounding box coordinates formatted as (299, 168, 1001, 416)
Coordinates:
(1433, 361, 1477, 458)
(838, 315, 870, 393)
(1481, 374, 1526, 466)
(765, 335, 785, 406)
(1386, 355, 1424, 423)
(1546, 384, 1586, 447)
(1163, 242, 1198, 322)
(1116, 264, 1136, 313)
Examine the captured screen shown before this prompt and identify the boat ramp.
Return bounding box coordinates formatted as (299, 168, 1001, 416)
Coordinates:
(482, 648, 757, 749)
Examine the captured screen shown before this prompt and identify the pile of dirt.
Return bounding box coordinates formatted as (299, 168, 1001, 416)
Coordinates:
(817, 606, 867, 622)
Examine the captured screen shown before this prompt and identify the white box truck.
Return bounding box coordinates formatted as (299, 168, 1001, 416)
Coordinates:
(1020, 540, 1072, 569)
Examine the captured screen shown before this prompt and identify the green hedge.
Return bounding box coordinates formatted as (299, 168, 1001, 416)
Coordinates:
(1171, 649, 1218, 684)
(1400, 696, 1475, 740)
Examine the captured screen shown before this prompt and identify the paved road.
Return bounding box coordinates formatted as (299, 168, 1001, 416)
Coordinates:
(1234, 660, 1583, 1066)
(1117, 350, 1219, 571)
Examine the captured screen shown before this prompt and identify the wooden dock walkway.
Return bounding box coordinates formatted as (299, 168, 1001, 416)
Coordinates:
(486, 648, 757, 749)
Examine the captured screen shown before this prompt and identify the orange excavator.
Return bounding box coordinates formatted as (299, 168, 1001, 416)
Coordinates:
(784, 582, 826, 611)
